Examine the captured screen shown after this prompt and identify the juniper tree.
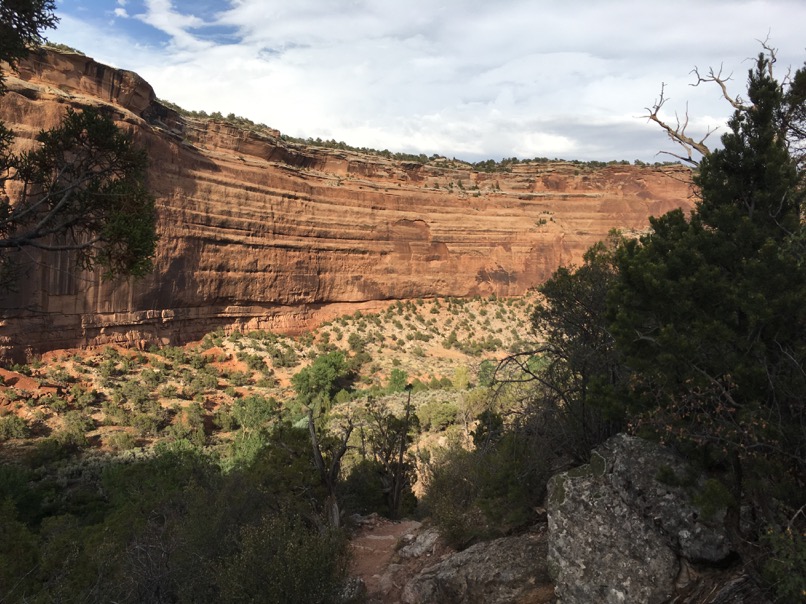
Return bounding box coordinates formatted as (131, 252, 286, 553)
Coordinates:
(0, 0, 157, 288)
(612, 50, 806, 523)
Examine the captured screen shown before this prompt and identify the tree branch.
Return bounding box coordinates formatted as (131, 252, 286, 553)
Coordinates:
(643, 83, 714, 165)
(690, 64, 746, 111)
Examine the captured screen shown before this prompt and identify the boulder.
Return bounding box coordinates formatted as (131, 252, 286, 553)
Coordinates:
(398, 527, 441, 559)
(547, 434, 745, 604)
(401, 530, 555, 604)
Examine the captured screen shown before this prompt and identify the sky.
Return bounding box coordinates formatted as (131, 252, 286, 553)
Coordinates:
(50, 0, 806, 163)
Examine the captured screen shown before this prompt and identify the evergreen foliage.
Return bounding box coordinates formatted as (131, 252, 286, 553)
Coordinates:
(487, 48, 806, 599)
(0, 440, 351, 602)
(604, 51, 805, 599)
(0, 2, 157, 287)
(423, 422, 551, 548)
(529, 234, 627, 461)
(292, 351, 353, 409)
(611, 54, 806, 499)
(0, 0, 57, 93)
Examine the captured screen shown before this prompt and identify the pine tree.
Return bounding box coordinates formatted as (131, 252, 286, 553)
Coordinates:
(611, 51, 805, 518)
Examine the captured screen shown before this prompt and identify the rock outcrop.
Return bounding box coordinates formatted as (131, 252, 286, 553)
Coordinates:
(401, 530, 555, 604)
(547, 434, 769, 604)
(0, 49, 694, 359)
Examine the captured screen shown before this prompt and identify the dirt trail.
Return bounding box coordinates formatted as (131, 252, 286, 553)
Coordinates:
(349, 517, 422, 601)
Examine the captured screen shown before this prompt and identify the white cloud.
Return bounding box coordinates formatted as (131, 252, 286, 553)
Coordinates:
(51, 0, 806, 162)
(133, 0, 212, 52)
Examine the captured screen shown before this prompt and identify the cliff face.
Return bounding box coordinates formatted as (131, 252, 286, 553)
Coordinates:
(0, 50, 694, 358)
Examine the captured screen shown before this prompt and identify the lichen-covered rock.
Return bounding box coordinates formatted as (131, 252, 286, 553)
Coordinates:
(606, 436, 731, 563)
(401, 531, 554, 604)
(547, 434, 734, 604)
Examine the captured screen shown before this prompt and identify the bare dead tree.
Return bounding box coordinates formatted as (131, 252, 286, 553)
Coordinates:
(645, 38, 806, 174)
(643, 82, 716, 165)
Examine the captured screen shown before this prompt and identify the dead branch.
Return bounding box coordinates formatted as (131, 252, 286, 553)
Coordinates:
(643, 83, 714, 165)
(691, 64, 746, 111)
(758, 33, 777, 78)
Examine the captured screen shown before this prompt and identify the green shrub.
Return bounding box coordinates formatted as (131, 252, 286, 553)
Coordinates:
(477, 360, 496, 387)
(70, 385, 98, 408)
(130, 412, 161, 436)
(269, 344, 298, 368)
(189, 372, 219, 392)
(341, 459, 389, 516)
(98, 358, 120, 380)
(232, 395, 277, 431)
(0, 499, 38, 594)
(236, 351, 268, 373)
(200, 330, 225, 350)
(159, 345, 188, 364)
(187, 351, 209, 370)
(762, 526, 806, 603)
(54, 411, 93, 448)
(107, 430, 137, 451)
(216, 513, 349, 603)
(46, 366, 72, 385)
(10, 363, 31, 376)
(159, 384, 179, 399)
(386, 368, 408, 393)
(693, 478, 734, 521)
(0, 415, 29, 440)
(227, 370, 251, 386)
(140, 368, 165, 388)
(215, 408, 236, 432)
(114, 380, 152, 408)
(43, 393, 69, 413)
(102, 399, 129, 425)
(417, 401, 458, 432)
(423, 429, 550, 548)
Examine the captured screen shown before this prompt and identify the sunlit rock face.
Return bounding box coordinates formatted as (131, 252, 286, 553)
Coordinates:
(0, 49, 694, 359)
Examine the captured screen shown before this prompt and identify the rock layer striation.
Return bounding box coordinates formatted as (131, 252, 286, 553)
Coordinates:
(0, 49, 693, 358)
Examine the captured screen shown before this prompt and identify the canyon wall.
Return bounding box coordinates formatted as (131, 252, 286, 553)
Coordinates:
(0, 49, 694, 358)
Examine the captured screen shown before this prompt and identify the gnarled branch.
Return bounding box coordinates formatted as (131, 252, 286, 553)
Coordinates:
(643, 83, 714, 165)
(690, 64, 746, 111)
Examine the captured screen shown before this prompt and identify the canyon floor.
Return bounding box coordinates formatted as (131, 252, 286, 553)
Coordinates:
(0, 294, 536, 455)
(0, 292, 542, 599)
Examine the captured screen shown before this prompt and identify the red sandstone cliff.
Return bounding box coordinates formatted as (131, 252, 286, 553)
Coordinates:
(0, 49, 694, 358)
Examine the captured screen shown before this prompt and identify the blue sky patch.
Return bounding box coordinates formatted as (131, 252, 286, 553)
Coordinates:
(57, 0, 169, 47)
(174, 0, 231, 23)
(56, 0, 240, 48)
